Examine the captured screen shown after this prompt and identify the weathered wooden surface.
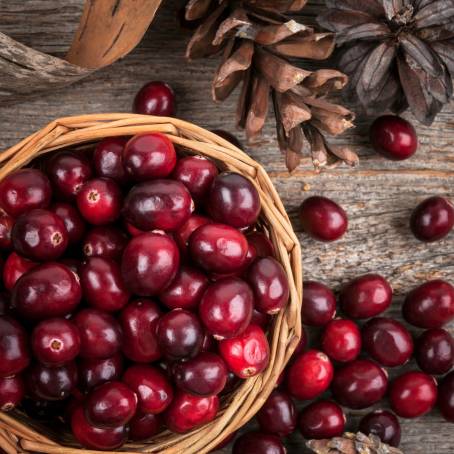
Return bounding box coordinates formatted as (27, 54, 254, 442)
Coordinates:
(0, 1, 453, 452)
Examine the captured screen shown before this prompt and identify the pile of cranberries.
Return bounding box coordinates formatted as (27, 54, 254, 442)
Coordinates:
(0, 82, 292, 451)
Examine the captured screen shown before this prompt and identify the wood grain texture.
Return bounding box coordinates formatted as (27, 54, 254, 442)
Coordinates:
(0, 0, 453, 452)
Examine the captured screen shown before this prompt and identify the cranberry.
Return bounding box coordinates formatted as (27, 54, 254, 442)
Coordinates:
(286, 350, 333, 400)
(211, 129, 243, 149)
(232, 432, 285, 454)
(133, 81, 176, 116)
(359, 410, 401, 447)
(27, 361, 78, 400)
(247, 231, 275, 258)
(82, 225, 128, 260)
(77, 177, 123, 226)
(173, 156, 218, 201)
(207, 173, 261, 229)
(293, 325, 308, 356)
(12, 209, 69, 261)
(78, 353, 124, 391)
(159, 265, 208, 310)
(51, 202, 86, 246)
(332, 359, 388, 409)
(340, 273, 392, 319)
(189, 223, 248, 273)
(298, 400, 345, 440)
(299, 196, 348, 242)
(129, 411, 162, 441)
(256, 389, 296, 436)
(0, 375, 25, 411)
(93, 137, 129, 184)
(438, 371, 454, 422)
(47, 152, 92, 199)
(119, 299, 162, 362)
(123, 133, 176, 181)
(123, 364, 173, 414)
(362, 317, 413, 367)
(80, 257, 131, 312)
(370, 115, 418, 160)
(415, 328, 454, 375)
(157, 309, 203, 360)
(410, 196, 454, 242)
(219, 324, 270, 378)
(174, 214, 211, 253)
(390, 371, 437, 418)
(121, 232, 180, 296)
(164, 391, 219, 433)
(321, 319, 361, 362)
(85, 381, 137, 427)
(31, 318, 80, 366)
(71, 405, 128, 450)
(0, 316, 29, 377)
(403, 279, 454, 328)
(12, 263, 81, 320)
(173, 352, 228, 396)
(0, 293, 9, 315)
(74, 309, 122, 359)
(0, 169, 51, 217)
(199, 277, 253, 339)
(251, 308, 271, 330)
(302, 281, 336, 326)
(0, 211, 13, 250)
(3, 252, 37, 291)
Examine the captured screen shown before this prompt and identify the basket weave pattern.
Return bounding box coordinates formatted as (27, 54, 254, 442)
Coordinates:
(0, 114, 302, 454)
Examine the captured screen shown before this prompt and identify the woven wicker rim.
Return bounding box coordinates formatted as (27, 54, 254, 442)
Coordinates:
(0, 114, 302, 454)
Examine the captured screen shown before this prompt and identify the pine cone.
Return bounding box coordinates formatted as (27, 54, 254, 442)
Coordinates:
(185, 0, 357, 172)
(318, 0, 454, 125)
(306, 432, 404, 454)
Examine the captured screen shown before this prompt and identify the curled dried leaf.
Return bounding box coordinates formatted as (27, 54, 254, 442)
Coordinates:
(271, 33, 335, 60)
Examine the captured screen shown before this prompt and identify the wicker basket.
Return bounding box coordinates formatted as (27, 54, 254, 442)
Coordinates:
(0, 114, 302, 454)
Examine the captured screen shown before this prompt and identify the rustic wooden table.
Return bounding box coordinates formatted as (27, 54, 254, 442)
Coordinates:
(1, 1, 453, 453)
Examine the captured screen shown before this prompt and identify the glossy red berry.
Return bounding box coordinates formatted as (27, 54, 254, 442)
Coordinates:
(0, 211, 13, 250)
(123, 364, 173, 414)
(332, 360, 388, 409)
(302, 281, 336, 326)
(78, 353, 124, 391)
(133, 81, 176, 116)
(232, 432, 285, 454)
(3, 252, 37, 291)
(121, 232, 180, 296)
(298, 400, 345, 440)
(299, 196, 348, 242)
(0, 169, 51, 217)
(174, 214, 211, 254)
(82, 225, 128, 260)
(415, 328, 453, 375)
(370, 115, 418, 160)
(246, 231, 275, 258)
(51, 202, 86, 246)
(0, 316, 29, 377)
(31, 318, 80, 366)
(286, 350, 333, 400)
(359, 410, 401, 447)
(93, 136, 129, 184)
(119, 299, 162, 363)
(362, 317, 414, 367)
(410, 196, 454, 242)
(0, 375, 25, 411)
(12, 209, 69, 261)
(403, 279, 454, 328)
(74, 309, 122, 359)
(164, 391, 219, 434)
(390, 371, 437, 418)
(340, 274, 393, 319)
(256, 389, 297, 436)
(129, 411, 162, 441)
(77, 177, 123, 225)
(12, 263, 82, 320)
(438, 371, 454, 422)
(219, 324, 270, 378)
(321, 319, 361, 362)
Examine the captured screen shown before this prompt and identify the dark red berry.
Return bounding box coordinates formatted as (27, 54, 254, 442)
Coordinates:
(174, 214, 211, 254)
(3, 252, 37, 291)
(246, 231, 275, 258)
(362, 317, 414, 367)
(438, 371, 454, 422)
(31, 318, 80, 366)
(82, 225, 128, 260)
(232, 432, 285, 454)
(298, 400, 345, 440)
(321, 318, 361, 362)
(410, 196, 454, 242)
(370, 115, 418, 160)
(93, 137, 129, 184)
(359, 410, 401, 447)
(403, 279, 454, 328)
(415, 328, 454, 375)
(286, 350, 333, 400)
(0, 169, 51, 217)
(256, 389, 297, 437)
(0, 293, 9, 315)
(0, 211, 13, 250)
(0, 375, 25, 411)
(340, 274, 393, 319)
(51, 202, 86, 246)
(302, 281, 336, 326)
(211, 129, 243, 149)
(293, 325, 308, 357)
(12, 209, 69, 261)
(390, 371, 437, 418)
(0, 316, 29, 377)
(299, 196, 348, 242)
(78, 353, 124, 391)
(250, 308, 271, 330)
(133, 81, 176, 116)
(332, 360, 388, 409)
(129, 411, 162, 441)
(123, 364, 173, 414)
